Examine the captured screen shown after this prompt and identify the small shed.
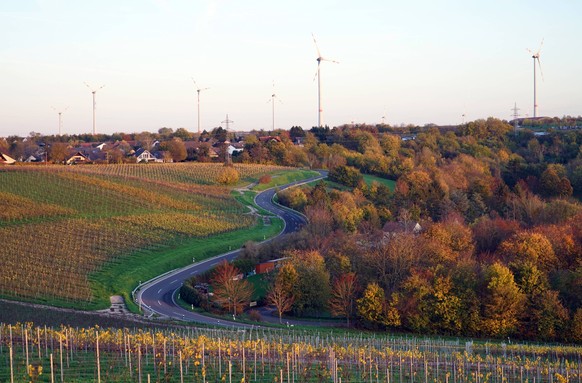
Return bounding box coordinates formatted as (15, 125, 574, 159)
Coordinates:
(255, 257, 289, 275)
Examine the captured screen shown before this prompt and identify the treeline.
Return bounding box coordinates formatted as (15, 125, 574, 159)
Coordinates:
(267, 119, 581, 342)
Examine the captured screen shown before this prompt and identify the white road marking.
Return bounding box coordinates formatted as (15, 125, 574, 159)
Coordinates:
(157, 300, 161, 306)
(170, 279, 178, 284)
(157, 288, 162, 294)
(190, 271, 198, 275)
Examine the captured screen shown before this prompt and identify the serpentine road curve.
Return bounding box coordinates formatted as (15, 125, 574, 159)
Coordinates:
(136, 171, 326, 328)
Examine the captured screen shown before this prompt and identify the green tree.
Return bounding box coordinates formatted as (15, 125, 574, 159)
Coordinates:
(328, 165, 364, 188)
(289, 250, 331, 316)
(174, 127, 192, 140)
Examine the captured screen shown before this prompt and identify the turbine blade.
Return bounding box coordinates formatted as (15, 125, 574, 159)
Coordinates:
(84, 81, 92, 90)
(191, 77, 199, 90)
(537, 38, 544, 55)
(321, 57, 339, 64)
(311, 33, 322, 58)
(537, 57, 544, 81)
(313, 68, 319, 82)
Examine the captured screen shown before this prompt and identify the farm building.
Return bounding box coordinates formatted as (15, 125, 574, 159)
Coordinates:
(255, 257, 288, 274)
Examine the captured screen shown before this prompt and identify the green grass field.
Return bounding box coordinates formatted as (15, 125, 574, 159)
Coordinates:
(362, 173, 396, 189)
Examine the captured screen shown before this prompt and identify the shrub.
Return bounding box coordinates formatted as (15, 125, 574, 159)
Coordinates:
(259, 174, 272, 184)
(248, 309, 262, 322)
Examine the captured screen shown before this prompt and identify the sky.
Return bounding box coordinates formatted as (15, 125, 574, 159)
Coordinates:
(1, 0, 581, 137)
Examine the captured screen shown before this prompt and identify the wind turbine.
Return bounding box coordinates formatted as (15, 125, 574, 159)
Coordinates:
(267, 81, 283, 130)
(192, 78, 210, 135)
(312, 33, 339, 128)
(51, 106, 69, 135)
(84, 82, 105, 135)
(527, 39, 544, 118)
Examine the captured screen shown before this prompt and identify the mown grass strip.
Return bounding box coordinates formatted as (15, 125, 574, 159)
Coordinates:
(252, 169, 320, 191)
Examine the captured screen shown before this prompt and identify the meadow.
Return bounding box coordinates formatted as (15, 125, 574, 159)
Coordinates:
(0, 163, 288, 310)
(0, 322, 580, 383)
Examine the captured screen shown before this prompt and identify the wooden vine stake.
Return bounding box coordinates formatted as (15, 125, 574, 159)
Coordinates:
(96, 331, 101, 383)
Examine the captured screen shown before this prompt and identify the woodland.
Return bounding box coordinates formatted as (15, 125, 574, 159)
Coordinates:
(186, 118, 582, 342)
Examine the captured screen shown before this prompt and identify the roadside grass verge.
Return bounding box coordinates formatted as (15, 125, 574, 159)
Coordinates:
(91, 217, 284, 313)
(252, 169, 320, 191)
(232, 190, 274, 216)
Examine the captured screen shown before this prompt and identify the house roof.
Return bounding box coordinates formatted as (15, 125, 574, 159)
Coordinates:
(0, 150, 16, 164)
(382, 221, 422, 234)
(259, 136, 282, 143)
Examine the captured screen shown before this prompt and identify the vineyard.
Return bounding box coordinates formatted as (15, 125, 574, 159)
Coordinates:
(0, 163, 287, 308)
(0, 323, 580, 383)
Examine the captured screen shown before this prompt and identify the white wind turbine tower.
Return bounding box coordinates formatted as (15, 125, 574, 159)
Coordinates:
(84, 82, 105, 135)
(192, 78, 210, 135)
(268, 81, 283, 130)
(51, 106, 69, 135)
(312, 33, 339, 128)
(527, 39, 544, 118)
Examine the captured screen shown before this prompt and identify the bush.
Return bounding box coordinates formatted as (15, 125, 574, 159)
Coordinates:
(259, 174, 272, 184)
(329, 165, 363, 188)
(248, 309, 262, 322)
(217, 166, 240, 185)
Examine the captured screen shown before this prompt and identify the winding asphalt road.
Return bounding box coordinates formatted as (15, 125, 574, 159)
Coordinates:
(135, 171, 326, 328)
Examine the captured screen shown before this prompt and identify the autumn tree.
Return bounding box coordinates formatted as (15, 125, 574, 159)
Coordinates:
(480, 262, 526, 338)
(539, 165, 573, 198)
(329, 273, 358, 326)
(49, 142, 69, 164)
(357, 282, 400, 329)
(277, 187, 308, 211)
(499, 231, 557, 273)
(267, 263, 298, 323)
(289, 250, 331, 316)
(211, 261, 253, 318)
(399, 268, 463, 335)
(331, 191, 364, 232)
(167, 137, 187, 162)
(216, 166, 240, 185)
(571, 308, 582, 343)
(528, 289, 569, 341)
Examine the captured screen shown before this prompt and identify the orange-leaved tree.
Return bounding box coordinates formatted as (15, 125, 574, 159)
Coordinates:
(211, 260, 253, 319)
(329, 272, 359, 327)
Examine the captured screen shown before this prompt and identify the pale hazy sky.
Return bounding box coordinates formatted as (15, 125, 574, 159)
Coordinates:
(1, 0, 581, 137)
